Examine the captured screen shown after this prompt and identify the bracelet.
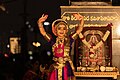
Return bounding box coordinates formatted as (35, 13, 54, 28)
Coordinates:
(44, 33, 51, 41)
(72, 33, 78, 39)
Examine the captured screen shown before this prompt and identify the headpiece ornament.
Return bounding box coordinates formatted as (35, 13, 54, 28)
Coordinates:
(52, 19, 68, 36)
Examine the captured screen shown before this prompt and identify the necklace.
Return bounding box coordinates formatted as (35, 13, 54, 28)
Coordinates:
(56, 37, 64, 43)
(52, 37, 65, 54)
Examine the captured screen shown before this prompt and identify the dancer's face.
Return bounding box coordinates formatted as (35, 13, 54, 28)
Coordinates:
(56, 24, 67, 38)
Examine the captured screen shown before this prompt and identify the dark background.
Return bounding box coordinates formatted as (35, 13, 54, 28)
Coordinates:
(0, 0, 119, 80)
(0, 0, 70, 80)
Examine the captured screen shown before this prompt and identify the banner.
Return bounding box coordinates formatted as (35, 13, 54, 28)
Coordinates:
(61, 6, 120, 38)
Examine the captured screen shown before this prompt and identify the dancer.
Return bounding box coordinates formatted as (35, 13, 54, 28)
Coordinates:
(37, 13, 84, 80)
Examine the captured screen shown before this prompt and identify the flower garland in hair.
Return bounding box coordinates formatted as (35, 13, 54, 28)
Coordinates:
(79, 30, 110, 50)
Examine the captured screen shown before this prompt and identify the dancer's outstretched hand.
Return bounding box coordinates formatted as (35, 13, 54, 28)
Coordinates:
(37, 14, 48, 23)
(73, 13, 83, 20)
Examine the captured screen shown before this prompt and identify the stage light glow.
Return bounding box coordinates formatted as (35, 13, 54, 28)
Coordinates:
(28, 25, 31, 28)
(28, 51, 33, 55)
(7, 44, 10, 48)
(25, 21, 29, 25)
(44, 22, 50, 26)
(32, 42, 41, 47)
(29, 56, 33, 60)
(4, 53, 8, 57)
(13, 58, 15, 62)
(29, 27, 34, 31)
(47, 51, 51, 56)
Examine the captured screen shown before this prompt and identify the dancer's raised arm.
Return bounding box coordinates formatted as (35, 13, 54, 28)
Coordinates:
(37, 14, 48, 36)
(73, 13, 84, 34)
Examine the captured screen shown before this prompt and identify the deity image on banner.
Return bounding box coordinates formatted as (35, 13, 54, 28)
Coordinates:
(76, 26, 112, 72)
(81, 30, 106, 68)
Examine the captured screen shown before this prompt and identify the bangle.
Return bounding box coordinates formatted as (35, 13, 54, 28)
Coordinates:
(44, 33, 51, 41)
(72, 33, 78, 39)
